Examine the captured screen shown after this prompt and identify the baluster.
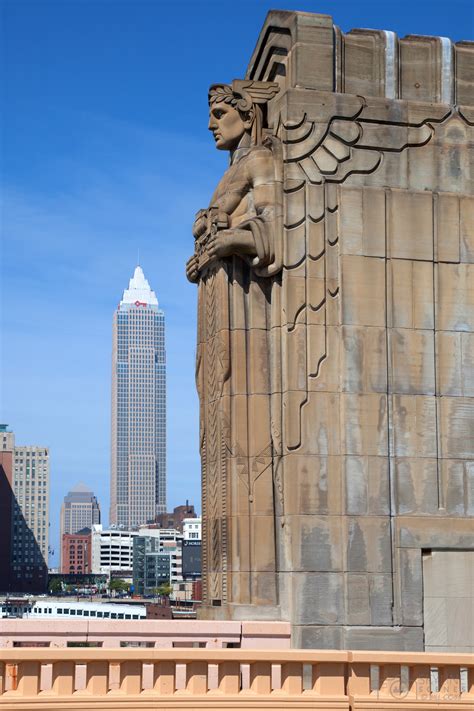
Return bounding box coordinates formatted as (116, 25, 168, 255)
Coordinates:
(314, 662, 347, 698)
(141, 662, 154, 691)
(217, 661, 240, 694)
(17, 661, 40, 696)
(86, 661, 108, 695)
(410, 663, 431, 700)
(52, 661, 75, 696)
(153, 661, 175, 694)
(281, 662, 302, 696)
(186, 661, 208, 694)
(120, 660, 142, 695)
(74, 663, 87, 691)
(249, 662, 271, 695)
(40, 662, 52, 691)
(379, 663, 402, 699)
(439, 665, 461, 701)
(207, 663, 219, 690)
(108, 662, 121, 692)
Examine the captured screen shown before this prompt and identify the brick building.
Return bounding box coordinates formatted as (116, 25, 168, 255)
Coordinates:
(61, 528, 91, 575)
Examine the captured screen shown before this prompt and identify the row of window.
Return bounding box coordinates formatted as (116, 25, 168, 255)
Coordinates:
(32, 608, 145, 619)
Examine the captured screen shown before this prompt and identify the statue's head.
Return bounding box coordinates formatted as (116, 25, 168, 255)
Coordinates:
(208, 80, 279, 151)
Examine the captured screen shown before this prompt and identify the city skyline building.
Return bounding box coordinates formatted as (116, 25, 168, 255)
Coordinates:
(61, 527, 92, 575)
(110, 265, 166, 529)
(90, 524, 138, 575)
(0, 426, 50, 592)
(60, 483, 100, 568)
(60, 483, 101, 535)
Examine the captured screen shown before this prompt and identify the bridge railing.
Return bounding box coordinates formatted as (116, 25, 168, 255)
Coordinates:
(0, 648, 472, 709)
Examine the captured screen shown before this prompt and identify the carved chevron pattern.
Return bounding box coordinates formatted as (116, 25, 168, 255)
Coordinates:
(202, 266, 229, 603)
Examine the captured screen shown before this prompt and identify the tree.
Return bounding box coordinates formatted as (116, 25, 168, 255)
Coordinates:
(49, 578, 63, 594)
(109, 578, 130, 595)
(155, 581, 173, 598)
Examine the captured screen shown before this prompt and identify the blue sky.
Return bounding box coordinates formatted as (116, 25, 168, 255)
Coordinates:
(2, 0, 472, 565)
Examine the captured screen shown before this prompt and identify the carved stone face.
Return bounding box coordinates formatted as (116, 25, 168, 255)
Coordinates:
(208, 101, 251, 151)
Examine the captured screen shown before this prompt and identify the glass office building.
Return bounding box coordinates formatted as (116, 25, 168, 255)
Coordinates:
(110, 266, 166, 529)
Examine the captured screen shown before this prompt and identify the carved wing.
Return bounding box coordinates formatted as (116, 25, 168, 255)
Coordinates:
(277, 100, 452, 454)
(282, 102, 450, 184)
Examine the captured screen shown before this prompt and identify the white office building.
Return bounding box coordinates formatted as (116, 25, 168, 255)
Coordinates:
(183, 517, 202, 541)
(90, 525, 138, 575)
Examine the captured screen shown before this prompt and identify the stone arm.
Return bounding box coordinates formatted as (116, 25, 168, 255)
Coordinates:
(206, 149, 282, 274)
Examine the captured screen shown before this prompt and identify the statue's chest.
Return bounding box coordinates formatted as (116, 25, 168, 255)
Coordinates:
(212, 164, 251, 214)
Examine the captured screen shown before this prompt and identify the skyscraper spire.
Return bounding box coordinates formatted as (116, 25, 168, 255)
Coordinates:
(120, 265, 159, 307)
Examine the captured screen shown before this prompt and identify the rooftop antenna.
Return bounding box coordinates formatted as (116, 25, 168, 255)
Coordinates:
(137, 247, 140, 267)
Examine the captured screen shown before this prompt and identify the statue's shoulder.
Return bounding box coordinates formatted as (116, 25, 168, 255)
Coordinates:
(244, 143, 278, 183)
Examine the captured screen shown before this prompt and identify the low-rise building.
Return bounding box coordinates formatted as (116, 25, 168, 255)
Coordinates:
(154, 502, 196, 533)
(183, 517, 201, 541)
(61, 528, 91, 575)
(0, 597, 146, 620)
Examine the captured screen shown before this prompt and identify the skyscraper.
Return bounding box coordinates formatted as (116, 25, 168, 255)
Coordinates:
(110, 266, 166, 529)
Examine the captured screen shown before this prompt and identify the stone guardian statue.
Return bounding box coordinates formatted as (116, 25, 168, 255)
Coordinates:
(186, 80, 282, 613)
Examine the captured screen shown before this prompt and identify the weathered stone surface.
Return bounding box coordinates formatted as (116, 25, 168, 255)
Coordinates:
(439, 397, 474, 459)
(393, 458, 439, 515)
(437, 263, 474, 331)
(344, 517, 392, 573)
(390, 395, 437, 458)
(389, 329, 435, 395)
(340, 255, 386, 327)
(293, 624, 343, 650)
(396, 548, 423, 626)
(291, 572, 344, 625)
(344, 626, 424, 651)
(388, 260, 434, 330)
(343, 456, 390, 516)
(437, 331, 474, 396)
(193, 10, 474, 651)
(388, 190, 433, 260)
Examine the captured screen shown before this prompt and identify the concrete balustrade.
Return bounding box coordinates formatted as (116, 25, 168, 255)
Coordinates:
(0, 619, 291, 649)
(0, 648, 472, 709)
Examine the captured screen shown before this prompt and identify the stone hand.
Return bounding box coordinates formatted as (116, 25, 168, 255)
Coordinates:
(192, 212, 208, 239)
(186, 254, 200, 283)
(207, 228, 256, 260)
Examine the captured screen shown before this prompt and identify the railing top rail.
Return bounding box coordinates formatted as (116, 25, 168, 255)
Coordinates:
(0, 648, 348, 663)
(350, 650, 474, 665)
(0, 648, 473, 665)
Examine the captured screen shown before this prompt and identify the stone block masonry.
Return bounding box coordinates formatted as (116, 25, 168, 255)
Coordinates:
(190, 10, 474, 649)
